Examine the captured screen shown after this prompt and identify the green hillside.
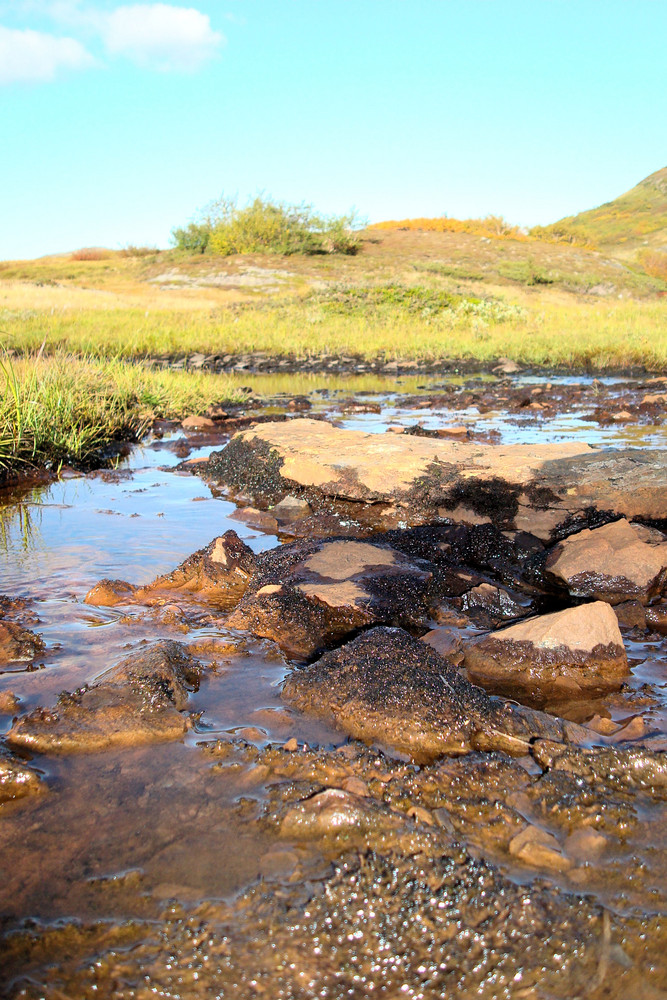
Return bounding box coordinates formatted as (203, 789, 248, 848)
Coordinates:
(533, 167, 667, 250)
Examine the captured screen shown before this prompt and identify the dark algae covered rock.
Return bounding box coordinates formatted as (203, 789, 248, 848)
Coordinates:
(283, 626, 588, 760)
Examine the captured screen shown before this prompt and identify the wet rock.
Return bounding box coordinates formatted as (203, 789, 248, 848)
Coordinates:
(7, 641, 200, 754)
(0, 747, 44, 804)
(420, 626, 463, 662)
(646, 603, 667, 634)
(283, 626, 587, 761)
(287, 395, 312, 411)
(0, 690, 20, 714)
(227, 538, 434, 659)
(181, 415, 217, 431)
(508, 825, 572, 872)
(0, 620, 44, 663)
(613, 600, 647, 629)
(464, 602, 628, 703)
(546, 519, 667, 604)
(230, 506, 279, 532)
(564, 827, 609, 861)
(137, 531, 256, 607)
(205, 418, 667, 538)
(280, 787, 404, 842)
(9, 847, 627, 1000)
(270, 495, 312, 523)
(461, 582, 531, 621)
(83, 579, 136, 607)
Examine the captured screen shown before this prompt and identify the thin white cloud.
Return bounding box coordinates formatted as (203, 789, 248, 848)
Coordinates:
(0, 24, 95, 83)
(103, 4, 223, 71)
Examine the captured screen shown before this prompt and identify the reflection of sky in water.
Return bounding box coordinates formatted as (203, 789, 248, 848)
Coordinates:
(336, 402, 667, 447)
(0, 436, 276, 599)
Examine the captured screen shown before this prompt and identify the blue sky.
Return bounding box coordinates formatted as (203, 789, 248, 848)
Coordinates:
(1, 1, 665, 259)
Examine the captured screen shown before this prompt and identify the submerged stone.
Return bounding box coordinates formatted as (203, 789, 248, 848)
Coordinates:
(0, 747, 44, 804)
(464, 602, 628, 703)
(7, 641, 200, 754)
(227, 538, 434, 659)
(83, 579, 136, 607)
(282, 626, 587, 761)
(545, 518, 667, 604)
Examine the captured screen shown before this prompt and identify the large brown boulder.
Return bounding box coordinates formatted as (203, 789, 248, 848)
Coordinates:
(7, 641, 200, 754)
(203, 418, 667, 540)
(545, 518, 667, 604)
(282, 626, 587, 761)
(464, 602, 628, 703)
(226, 538, 434, 660)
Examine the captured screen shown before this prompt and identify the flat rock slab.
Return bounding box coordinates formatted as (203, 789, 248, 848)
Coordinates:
(545, 518, 667, 604)
(283, 626, 588, 761)
(7, 641, 200, 754)
(227, 538, 435, 660)
(205, 419, 667, 539)
(464, 602, 628, 703)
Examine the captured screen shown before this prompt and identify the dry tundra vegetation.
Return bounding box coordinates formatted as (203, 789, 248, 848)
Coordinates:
(1, 171, 666, 473)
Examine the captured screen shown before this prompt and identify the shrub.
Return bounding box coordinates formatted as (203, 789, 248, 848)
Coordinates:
(70, 248, 112, 261)
(171, 222, 211, 254)
(118, 245, 158, 258)
(638, 249, 667, 283)
(172, 195, 362, 257)
(370, 215, 524, 240)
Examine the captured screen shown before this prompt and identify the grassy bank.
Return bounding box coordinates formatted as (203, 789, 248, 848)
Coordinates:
(0, 354, 246, 474)
(3, 293, 667, 370)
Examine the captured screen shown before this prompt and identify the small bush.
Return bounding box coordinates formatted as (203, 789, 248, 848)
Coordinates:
(172, 195, 362, 257)
(70, 248, 112, 261)
(370, 215, 524, 240)
(639, 249, 667, 283)
(118, 245, 158, 258)
(171, 223, 211, 254)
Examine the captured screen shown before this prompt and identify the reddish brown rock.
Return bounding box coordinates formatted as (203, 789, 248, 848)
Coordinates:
(227, 538, 434, 660)
(545, 519, 667, 604)
(0, 621, 44, 663)
(0, 749, 44, 804)
(7, 641, 200, 754)
(84, 579, 136, 607)
(283, 626, 588, 762)
(464, 602, 628, 703)
(205, 418, 667, 539)
(182, 415, 217, 431)
(461, 583, 531, 622)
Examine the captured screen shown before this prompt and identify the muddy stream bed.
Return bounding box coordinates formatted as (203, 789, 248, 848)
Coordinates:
(2, 371, 667, 998)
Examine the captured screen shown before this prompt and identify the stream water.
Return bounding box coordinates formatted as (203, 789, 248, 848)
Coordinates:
(1, 372, 667, 998)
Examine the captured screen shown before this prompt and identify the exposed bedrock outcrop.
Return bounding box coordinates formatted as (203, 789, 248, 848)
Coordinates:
(7, 640, 201, 754)
(282, 626, 588, 761)
(84, 530, 256, 609)
(545, 517, 667, 604)
(203, 418, 667, 540)
(226, 537, 437, 659)
(463, 602, 628, 703)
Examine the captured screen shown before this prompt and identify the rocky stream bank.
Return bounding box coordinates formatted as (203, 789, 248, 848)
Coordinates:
(1, 371, 667, 998)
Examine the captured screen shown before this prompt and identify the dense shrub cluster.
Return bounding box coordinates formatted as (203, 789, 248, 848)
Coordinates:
(172, 195, 362, 256)
(370, 215, 524, 239)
